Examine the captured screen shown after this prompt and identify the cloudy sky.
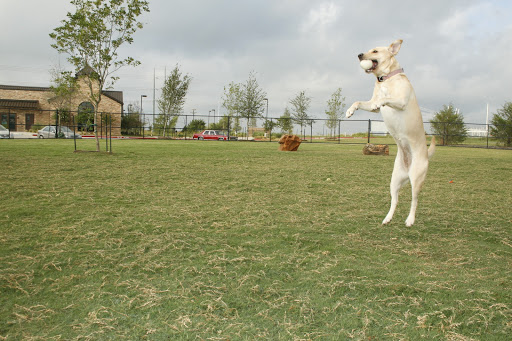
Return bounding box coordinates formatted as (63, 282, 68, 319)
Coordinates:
(1, 0, 512, 124)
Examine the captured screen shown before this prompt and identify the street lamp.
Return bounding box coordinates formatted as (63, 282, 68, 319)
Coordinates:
(212, 109, 215, 125)
(140, 95, 147, 113)
(263, 98, 268, 119)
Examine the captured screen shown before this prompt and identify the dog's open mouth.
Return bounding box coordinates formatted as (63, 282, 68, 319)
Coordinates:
(365, 60, 378, 73)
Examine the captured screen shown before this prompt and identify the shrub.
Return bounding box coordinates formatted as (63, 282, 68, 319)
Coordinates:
(490, 102, 512, 147)
(430, 104, 467, 145)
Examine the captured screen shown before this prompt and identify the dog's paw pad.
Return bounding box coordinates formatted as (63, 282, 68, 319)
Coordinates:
(405, 217, 415, 227)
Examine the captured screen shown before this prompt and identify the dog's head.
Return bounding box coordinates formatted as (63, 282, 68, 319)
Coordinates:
(358, 39, 402, 78)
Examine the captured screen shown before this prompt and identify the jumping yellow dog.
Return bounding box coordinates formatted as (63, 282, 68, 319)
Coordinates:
(346, 39, 435, 226)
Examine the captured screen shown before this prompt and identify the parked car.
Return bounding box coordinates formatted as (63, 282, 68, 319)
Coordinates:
(0, 126, 38, 138)
(38, 126, 82, 139)
(193, 130, 229, 141)
(0, 125, 9, 138)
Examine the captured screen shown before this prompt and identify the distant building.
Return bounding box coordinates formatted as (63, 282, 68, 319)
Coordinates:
(0, 68, 123, 135)
(467, 128, 488, 137)
(371, 121, 389, 135)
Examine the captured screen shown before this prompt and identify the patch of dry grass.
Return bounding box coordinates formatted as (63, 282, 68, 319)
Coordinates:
(0, 139, 511, 340)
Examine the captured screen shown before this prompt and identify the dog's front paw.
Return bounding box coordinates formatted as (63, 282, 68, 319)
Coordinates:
(370, 102, 381, 111)
(405, 214, 415, 227)
(346, 103, 359, 118)
(382, 215, 392, 225)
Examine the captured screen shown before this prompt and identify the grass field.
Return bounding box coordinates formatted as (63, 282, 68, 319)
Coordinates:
(1, 139, 511, 340)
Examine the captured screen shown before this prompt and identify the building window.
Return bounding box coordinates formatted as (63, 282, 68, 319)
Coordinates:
(25, 114, 35, 131)
(1, 113, 16, 130)
(77, 102, 94, 131)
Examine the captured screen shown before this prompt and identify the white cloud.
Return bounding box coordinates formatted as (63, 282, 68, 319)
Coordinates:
(0, 0, 510, 123)
(301, 2, 340, 33)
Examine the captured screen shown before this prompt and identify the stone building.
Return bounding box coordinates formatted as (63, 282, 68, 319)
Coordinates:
(0, 70, 123, 136)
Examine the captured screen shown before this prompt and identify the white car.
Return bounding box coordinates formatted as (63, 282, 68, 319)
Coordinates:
(0, 126, 38, 138)
(38, 126, 82, 139)
(0, 125, 9, 138)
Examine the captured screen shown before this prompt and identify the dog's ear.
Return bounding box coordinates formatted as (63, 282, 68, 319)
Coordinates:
(388, 39, 403, 55)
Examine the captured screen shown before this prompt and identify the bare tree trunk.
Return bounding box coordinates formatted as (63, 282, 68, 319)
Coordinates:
(165, 115, 169, 137)
(94, 110, 100, 152)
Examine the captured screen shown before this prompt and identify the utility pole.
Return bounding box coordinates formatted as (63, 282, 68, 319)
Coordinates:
(486, 103, 489, 132)
(153, 68, 156, 129)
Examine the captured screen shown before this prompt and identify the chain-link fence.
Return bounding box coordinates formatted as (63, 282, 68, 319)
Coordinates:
(2, 109, 511, 149)
(136, 113, 511, 149)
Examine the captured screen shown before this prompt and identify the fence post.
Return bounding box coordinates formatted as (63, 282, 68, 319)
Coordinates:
(106, 113, 109, 152)
(367, 119, 371, 144)
(142, 113, 145, 139)
(73, 116, 77, 151)
(310, 120, 313, 143)
(269, 118, 272, 143)
(110, 113, 112, 153)
(443, 122, 447, 146)
(338, 119, 341, 144)
(105, 113, 108, 151)
(227, 115, 231, 141)
(185, 114, 188, 140)
(486, 123, 489, 149)
(55, 110, 59, 138)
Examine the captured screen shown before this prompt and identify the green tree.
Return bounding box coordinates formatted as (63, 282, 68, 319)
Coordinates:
(210, 116, 232, 131)
(490, 102, 512, 147)
(290, 90, 312, 137)
(239, 72, 267, 133)
(183, 119, 206, 133)
(263, 119, 276, 136)
(278, 107, 294, 134)
(122, 102, 144, 135)
(49, 66, 78, 128)
(325, 88, 345, 137)
(222, 82, 242, 132)
(430, 104, 467, 145)
(222, 82, 242, 115)
(50, 0, 150, 151)
(156, 64, 192, 136)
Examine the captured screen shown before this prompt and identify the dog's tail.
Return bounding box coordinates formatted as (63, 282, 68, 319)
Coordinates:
(428, 136, 436, 160)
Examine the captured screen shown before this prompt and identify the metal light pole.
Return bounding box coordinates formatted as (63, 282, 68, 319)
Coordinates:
(212, 109, 216, 125)
(263, 98, 269, 138)
(140, 95, 147, 113)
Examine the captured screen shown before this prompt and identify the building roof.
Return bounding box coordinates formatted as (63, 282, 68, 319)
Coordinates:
(103, 90, 123, 105)
(76, 64, 97, 77)
(0, 84, 123, 105)
(0, 99, 40, 109)
(0, 84, 50, 92)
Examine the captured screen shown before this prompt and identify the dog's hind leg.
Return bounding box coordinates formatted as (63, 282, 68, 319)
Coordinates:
(405, 158, 428, 227)
(382, 151, 410, 225)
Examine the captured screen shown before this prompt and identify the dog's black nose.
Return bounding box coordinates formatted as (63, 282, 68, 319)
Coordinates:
(358, 53, 364, 61)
